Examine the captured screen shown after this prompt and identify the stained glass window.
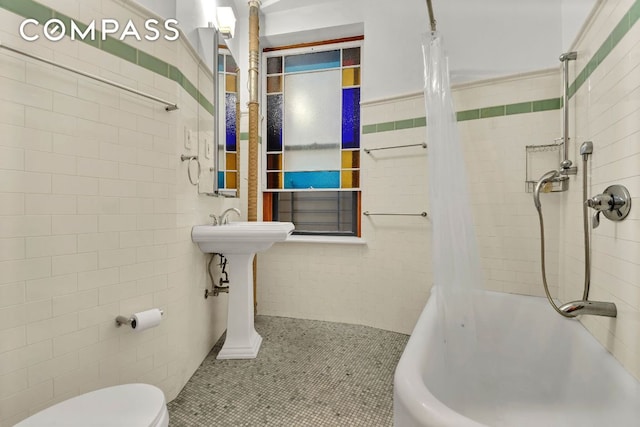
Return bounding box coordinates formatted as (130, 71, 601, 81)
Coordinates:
(218, 50, 238, 192)
(264, 41, 362, 236)
(264, 43, 362, 191)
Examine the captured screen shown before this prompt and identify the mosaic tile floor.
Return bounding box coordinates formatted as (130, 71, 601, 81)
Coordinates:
(167, 315, 409, 427)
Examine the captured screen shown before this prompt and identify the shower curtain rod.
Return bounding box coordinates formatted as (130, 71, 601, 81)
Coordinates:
(426, 0, 437, 32)
(0, 41, 179, 112)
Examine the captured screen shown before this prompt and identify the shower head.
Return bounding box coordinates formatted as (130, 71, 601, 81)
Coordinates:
(580, 141, 593, 158)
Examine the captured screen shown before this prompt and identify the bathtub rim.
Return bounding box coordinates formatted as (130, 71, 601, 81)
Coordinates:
(393, 287, 486, 427)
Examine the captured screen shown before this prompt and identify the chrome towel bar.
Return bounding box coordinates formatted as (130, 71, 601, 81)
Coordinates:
(363, 211, 428, 217)
(364, 142, 426, 154)
(0, 41, 179, 111)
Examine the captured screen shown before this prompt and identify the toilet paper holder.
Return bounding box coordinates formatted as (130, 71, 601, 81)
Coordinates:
(115, 310, 164, 328)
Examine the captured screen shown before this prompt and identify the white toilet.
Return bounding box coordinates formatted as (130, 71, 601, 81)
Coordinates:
(14, 383, 169, 427)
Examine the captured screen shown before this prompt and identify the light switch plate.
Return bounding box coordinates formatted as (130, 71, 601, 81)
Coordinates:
(205, 138, 212, 159)
(184, 127, 192, 150)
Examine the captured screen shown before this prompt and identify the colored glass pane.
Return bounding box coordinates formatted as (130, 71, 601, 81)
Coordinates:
(226, 172, 237, 189)
(267, 94, 283, 152)
(284, 171, 340, 189)
(267, 154, 282, 171)
(341, 150, 360, 169)
(342, 47, 361, 66)
(267, 172, 282, 189)
(342, 68, 360, 87)
(218, 171, 225, 188)
(284, 50, 340, 73)
(267, 75, 282, 93)
(342, 88, 360, 149)
(218, 54, 224, 72)
(341, 170, 359, 189)
(225, 54, 237, 73)
(267, 56, 282, 74)
(225, 74, 237, 92)
(226, 153, 237, 170)
(225, 93, 237, 151)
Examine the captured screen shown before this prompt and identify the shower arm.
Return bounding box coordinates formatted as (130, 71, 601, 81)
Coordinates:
(426, 0, 437, 32)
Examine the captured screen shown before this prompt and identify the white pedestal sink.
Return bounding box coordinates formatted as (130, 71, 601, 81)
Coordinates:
(191, 221, 294, 359)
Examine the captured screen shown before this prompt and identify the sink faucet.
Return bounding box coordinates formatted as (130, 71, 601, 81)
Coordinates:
(219, 207, 241, 225)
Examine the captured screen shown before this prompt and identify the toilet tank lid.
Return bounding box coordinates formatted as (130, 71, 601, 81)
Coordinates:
(14, 383, 167, 427)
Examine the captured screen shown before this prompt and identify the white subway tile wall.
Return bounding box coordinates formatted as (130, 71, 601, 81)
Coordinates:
(0, 1, 236, 424)
(258, 71, 560, 335)
(561, 0, 640, 379)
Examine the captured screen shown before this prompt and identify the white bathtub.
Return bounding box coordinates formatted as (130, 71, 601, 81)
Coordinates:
(394, 288, 640, 426)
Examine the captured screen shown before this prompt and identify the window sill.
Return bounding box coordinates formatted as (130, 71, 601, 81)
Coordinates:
(283, 235, 367, 245)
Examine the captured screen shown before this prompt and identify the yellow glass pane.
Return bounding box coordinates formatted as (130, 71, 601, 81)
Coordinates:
(226, 172, 237, 189)
(341, 151, 360, 168)
(267, 153, 282, 171)
(225, 74, 237, 92)
(267, 172, 282, 189)
(226, 153, 237, 170)
(341, 170, 359, 188)
(267, 76, 283, 93)
(342, 67, 360, 87)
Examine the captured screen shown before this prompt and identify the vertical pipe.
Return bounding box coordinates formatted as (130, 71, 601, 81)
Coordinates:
(581, 154, 591, 300)
(559, 51, 576, 171)
(562, 57, 569, 165)
(248, 0, 261, 313)
(248, 0, 260, 221)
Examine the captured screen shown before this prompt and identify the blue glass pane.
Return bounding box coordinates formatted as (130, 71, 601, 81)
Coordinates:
(284, 50, 340, 73)
(225, 93, 237, 151)
(218, 54, 224, 72)
(218, 171, 225, 188)
(342, 88, 360, 149)
(267, 94, 283, 152)
(284, 171, 340, 189)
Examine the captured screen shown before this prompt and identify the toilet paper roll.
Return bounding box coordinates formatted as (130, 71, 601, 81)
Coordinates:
(131, 309, 162, 332)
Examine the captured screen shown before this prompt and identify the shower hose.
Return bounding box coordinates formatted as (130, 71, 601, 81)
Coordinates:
(533, 156, 590, 318)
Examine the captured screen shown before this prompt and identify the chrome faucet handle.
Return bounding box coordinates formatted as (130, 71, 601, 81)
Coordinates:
(585, 193, 613, 211)
(209, 214, 219, 225)
(592, 211, 601, 229)
(585, 185, 631, 228)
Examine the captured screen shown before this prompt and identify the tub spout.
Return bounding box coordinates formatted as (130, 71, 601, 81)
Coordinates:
(559, 300, 617, 318)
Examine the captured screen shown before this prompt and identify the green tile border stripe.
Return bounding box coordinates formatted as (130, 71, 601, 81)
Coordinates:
(0, 0, 214, 115)
(362, 97, 562, 134)
(362, 117, 430, 134)
(569, 0, 640, 98)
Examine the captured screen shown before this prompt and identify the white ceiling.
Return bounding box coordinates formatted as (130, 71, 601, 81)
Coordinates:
(232, 0, 597, 85)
